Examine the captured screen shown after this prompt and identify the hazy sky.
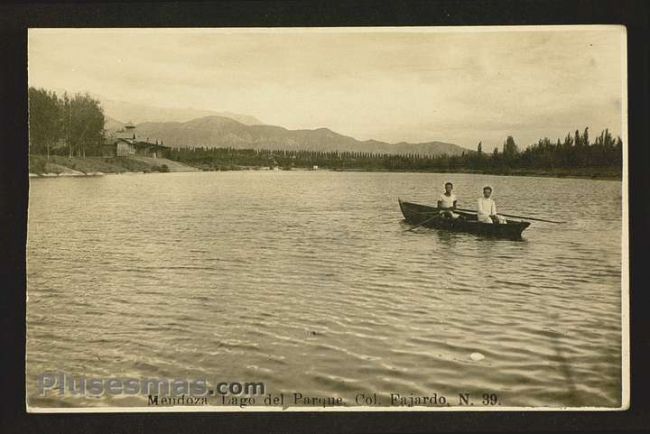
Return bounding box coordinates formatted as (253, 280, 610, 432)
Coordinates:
(28, 27, 625, 149)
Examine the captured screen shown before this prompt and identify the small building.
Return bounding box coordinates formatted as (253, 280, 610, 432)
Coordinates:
(114, 138, 135, 156)
(103, 122, 168, 158)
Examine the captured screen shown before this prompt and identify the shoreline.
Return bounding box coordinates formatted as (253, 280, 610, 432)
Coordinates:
(29, 155, 199, 177)
(330, 167, 622, 181)
(29, 172, 105, 178)
(29, 155, 622, 181)
(178, 166, 622, 181)
(29, 167, 622, 182)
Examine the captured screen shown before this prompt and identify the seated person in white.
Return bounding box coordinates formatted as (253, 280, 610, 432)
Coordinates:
(477, 186, 507, 224)
(437, 182, 459, 219)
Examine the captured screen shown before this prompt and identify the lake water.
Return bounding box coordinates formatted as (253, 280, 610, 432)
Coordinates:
(26, 171, 624, 409)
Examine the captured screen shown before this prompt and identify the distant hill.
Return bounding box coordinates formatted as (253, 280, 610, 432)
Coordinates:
(34, 88, 265, 127)
(99, 98, 265, 126)
(104, 116, 126, 132)
(133, 116, 467, 157)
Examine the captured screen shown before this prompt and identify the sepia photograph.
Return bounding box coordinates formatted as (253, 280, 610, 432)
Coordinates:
(25, 26, 628, 412)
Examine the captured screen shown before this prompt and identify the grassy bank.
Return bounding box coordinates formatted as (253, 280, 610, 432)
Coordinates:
(29, 155, 188, 175)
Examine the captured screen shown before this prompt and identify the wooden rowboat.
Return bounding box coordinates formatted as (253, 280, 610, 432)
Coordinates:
(399, 199, 531, 240)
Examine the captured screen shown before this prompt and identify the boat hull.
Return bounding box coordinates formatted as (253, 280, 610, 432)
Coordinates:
(399, 199, 531, 240)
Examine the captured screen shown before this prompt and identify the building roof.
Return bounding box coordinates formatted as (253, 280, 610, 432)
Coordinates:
(108, 138, 168, 149)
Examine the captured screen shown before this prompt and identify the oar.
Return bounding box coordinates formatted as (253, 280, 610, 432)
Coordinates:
(455, 207, 566, 224)
(403, 214, 441, 232)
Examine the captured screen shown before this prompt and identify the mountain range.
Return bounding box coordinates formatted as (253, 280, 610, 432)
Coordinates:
(99, 98, 265, 126)
(106, 115, 467, 157)
(38, 89, 266, 126)
(39, 88, 466, 155)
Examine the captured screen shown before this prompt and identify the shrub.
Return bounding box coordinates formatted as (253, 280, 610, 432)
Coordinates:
(29, 156, 47, 174)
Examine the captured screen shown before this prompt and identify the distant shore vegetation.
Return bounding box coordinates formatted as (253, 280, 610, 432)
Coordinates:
(168, 128, 622, 179)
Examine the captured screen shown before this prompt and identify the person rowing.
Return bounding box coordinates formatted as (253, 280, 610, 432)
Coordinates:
(437, 182, 460, 219)
(477, 185, 507, 224)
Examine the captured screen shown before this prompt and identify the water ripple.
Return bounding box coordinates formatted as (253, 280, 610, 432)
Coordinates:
(27, 171, 622, 408)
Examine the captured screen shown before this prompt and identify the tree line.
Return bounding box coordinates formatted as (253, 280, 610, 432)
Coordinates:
(168, 127, 622, 176)
(469, 128, 623, 171)
(29, 87, 105, 158)
(27, 86, 621, 176)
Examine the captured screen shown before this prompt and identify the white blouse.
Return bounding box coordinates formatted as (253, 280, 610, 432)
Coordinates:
(477, 197, 497, 216)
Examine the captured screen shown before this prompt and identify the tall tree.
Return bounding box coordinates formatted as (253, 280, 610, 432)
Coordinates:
(574, 129, 582, 148)
(28, 87, 62, 159)
(502, 136, 518, 161)
(68, 93, 105, 157)
(61, 92, 72, 157)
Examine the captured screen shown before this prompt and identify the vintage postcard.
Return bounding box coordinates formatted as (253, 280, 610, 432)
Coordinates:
(26, 26, 628, 412)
